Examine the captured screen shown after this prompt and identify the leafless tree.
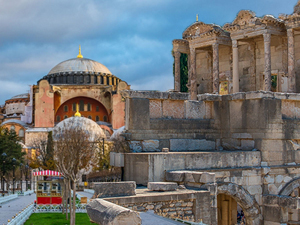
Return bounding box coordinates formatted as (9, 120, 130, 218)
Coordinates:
(53, 118, 101, 225)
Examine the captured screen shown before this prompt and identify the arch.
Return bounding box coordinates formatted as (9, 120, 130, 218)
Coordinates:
(18, 129, 24, 137)
(99, 125, 113, 137)
(217, 182, 262, 225)
(55, 97, 109, 123)
(278, 177, 300, 196)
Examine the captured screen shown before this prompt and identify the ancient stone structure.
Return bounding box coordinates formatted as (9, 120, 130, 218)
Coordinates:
(173, 3, 300, 95)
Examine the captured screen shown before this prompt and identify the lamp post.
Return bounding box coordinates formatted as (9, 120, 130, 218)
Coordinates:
(12, 158, 16, 194)
(1, 153, 7, 197)
(20, 163, 23, 193)
(25, 164, 29, 191)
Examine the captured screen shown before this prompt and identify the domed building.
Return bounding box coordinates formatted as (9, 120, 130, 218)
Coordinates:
(1, 47, 130, 146)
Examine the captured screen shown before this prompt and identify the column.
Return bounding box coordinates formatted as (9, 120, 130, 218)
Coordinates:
(174, 51, 181, 92)
(103, 76, 107, 85)
(232, 40, 239, 93)
(288, 28, 296, 92)
(264, 33, 271, 91)
(188, 47, 197, 100)
(212, 43, 219, 93)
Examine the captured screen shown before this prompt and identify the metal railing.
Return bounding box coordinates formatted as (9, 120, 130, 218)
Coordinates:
(7, 203, 34, 225)
(0, 194, 18, 204)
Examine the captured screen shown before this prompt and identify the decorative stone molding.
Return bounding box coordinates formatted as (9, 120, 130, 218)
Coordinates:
(183, 21, 229, 39)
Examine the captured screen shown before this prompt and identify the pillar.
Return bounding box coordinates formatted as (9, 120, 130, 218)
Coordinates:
(213, 43, 219, 93)
(103, 76, 107, 85)
(232, 40, 239, 93)
(189, 47, 197, 100)
(264, 33, 271, 91)
(288, 28, 296, 92)
(174, 51, 181, 92)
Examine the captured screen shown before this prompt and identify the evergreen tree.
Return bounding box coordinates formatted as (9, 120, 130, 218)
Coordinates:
(173, 52, 188, 92)
(0, 127, 25, 173)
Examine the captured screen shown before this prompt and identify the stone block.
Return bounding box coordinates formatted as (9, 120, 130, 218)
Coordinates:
(268, 184, 278, 195)
(129, 141, 142, 152)
(142, 140, 159, 152)
(247, 185, 262, 195)
(93, 182, 136, 198)
(241, 140, 255, 150)
(184, 101, 206, 119)
(264, 175, 274, 184)
(170, 139, 215, 151)
(149, 100, 162, 118)
(232, 133, 253, 139)
(87, 199, 141, 225)
(126, 98, 150, 130)
(147, 182, 178, 191)
(165, 171, 184, 182)
(199, 172, 215, 183)
(162, 100, 184, 119)
(162, 148, 169, 152)
(275, 175, 284, 183)
(264, 206, 281, 222)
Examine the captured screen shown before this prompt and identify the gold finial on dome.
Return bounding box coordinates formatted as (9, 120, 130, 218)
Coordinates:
(74, 103, 81, 117)
(77, 45, 83, 58)
(196, 14, 198, 22)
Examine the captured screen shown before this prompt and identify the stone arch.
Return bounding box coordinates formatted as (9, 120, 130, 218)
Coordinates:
(278, 177, 300, 196)
(217, 182, 262, 225)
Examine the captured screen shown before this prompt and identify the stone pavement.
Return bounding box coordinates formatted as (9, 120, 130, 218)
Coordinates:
(0, 193, 36, 225)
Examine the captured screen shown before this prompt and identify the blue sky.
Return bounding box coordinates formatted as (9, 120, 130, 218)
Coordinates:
(0, 0, 297, 104)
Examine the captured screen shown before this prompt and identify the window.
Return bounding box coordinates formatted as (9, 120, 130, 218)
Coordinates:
(56, 115, 61, 122)
(94, 75, 98, 84)
(72, 103, 76, 111)
(103, 115, 108, 122)
(80, 75, 84, 83)
(64, 115, 68, 119)
(87, 103, 91, 111)
(10, 125, 15, 131)
(64, 105, 68, 112)
(79, 100, 84, 111)
(88, 116, 92, 119)
(19, 129, 24, 137)
(96, 106, 99, 112)
(96, 116, 99, 122)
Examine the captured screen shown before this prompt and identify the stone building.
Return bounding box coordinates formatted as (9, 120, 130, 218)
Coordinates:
(0, 48, 130, 146)
(113, 1, 300, 225)
(173, 1, 300, 100)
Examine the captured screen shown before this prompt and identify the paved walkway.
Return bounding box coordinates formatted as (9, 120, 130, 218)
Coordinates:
(0, 194, 36, 225)
(77, 191, 93, 200)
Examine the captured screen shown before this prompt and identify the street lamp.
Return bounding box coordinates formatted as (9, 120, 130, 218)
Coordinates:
(12, 158, 16, 194)
(1, 153, 7, 197)
(25, 164, 29, 191)
(20, 163, 23, 193)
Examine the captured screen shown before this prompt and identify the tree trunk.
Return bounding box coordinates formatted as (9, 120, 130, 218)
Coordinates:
(69, 180, 72, 224)
(72, 180, 76, 225)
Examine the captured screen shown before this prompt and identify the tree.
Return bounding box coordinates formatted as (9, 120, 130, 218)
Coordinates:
(53, 118, 102, 225)
(173, 52, 189, 92)
(29, 131, 55, 170)
(0, 127, 25, 176)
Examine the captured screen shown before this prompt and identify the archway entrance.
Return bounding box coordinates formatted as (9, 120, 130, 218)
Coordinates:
(217, 183, 262, 225)
(217, 194, 238, 225)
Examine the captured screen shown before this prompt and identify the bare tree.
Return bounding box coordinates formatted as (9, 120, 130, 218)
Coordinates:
(53, 118, 103, 225)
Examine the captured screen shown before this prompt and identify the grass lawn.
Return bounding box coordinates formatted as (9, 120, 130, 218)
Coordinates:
(24, 213, 94, 225)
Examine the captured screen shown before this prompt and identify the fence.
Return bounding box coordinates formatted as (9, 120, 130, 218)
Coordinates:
(0, 194, 18, 204)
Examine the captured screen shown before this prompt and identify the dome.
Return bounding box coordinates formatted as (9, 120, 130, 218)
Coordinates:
(48, 58, 112, 75)
(53, 117, 105, 142)
(10, 93, 29, 100)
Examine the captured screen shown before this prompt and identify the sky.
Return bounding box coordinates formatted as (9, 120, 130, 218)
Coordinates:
(0, 0, 297, 104)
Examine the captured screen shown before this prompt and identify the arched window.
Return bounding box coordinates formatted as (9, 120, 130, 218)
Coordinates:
(96, 106, 99, 112)
(96, 116, 99, 122)
(79, 100, 84, 111)
(87, 103, 91, 111)
(72, 103, 76, 111)
(94, 75, 98, 84)
(64, 105, 68, 112)
(19, 129, 24, 137)
(56, 115, 61, 122)
(88, 116, 92, 119)
(103, 115, 108, 122)
(10, 125, 15, 131)
(64, 115, 68, 119)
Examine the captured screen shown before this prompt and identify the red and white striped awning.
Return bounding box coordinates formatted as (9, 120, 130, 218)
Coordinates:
(33, 170, 63, 177)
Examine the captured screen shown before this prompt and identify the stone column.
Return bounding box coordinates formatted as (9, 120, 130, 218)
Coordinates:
(232, 40, 239, 93)
(288, 28, 296, 92)
(263, 33, 272, 91)
(103, 76, 107, 85)
(188, 47, 197, 100)
(213, 43, 219, 93)
(174, 51, 181, 92)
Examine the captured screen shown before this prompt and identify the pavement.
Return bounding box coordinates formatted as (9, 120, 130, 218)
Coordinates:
(0, 193, 36, 225)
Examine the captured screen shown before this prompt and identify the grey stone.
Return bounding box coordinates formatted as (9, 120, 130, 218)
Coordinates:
(162, 148, 169, 152)
(87, 199, 141, 225)
(165, 171, 184, 182)
(93, 182, 136, 198)
(170, 139, 215, 151)
(147, 182, 178, 191)
(142, 140, 159, 152)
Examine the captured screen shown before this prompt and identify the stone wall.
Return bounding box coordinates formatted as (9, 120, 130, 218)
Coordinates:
(122, 199, 194, 221)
